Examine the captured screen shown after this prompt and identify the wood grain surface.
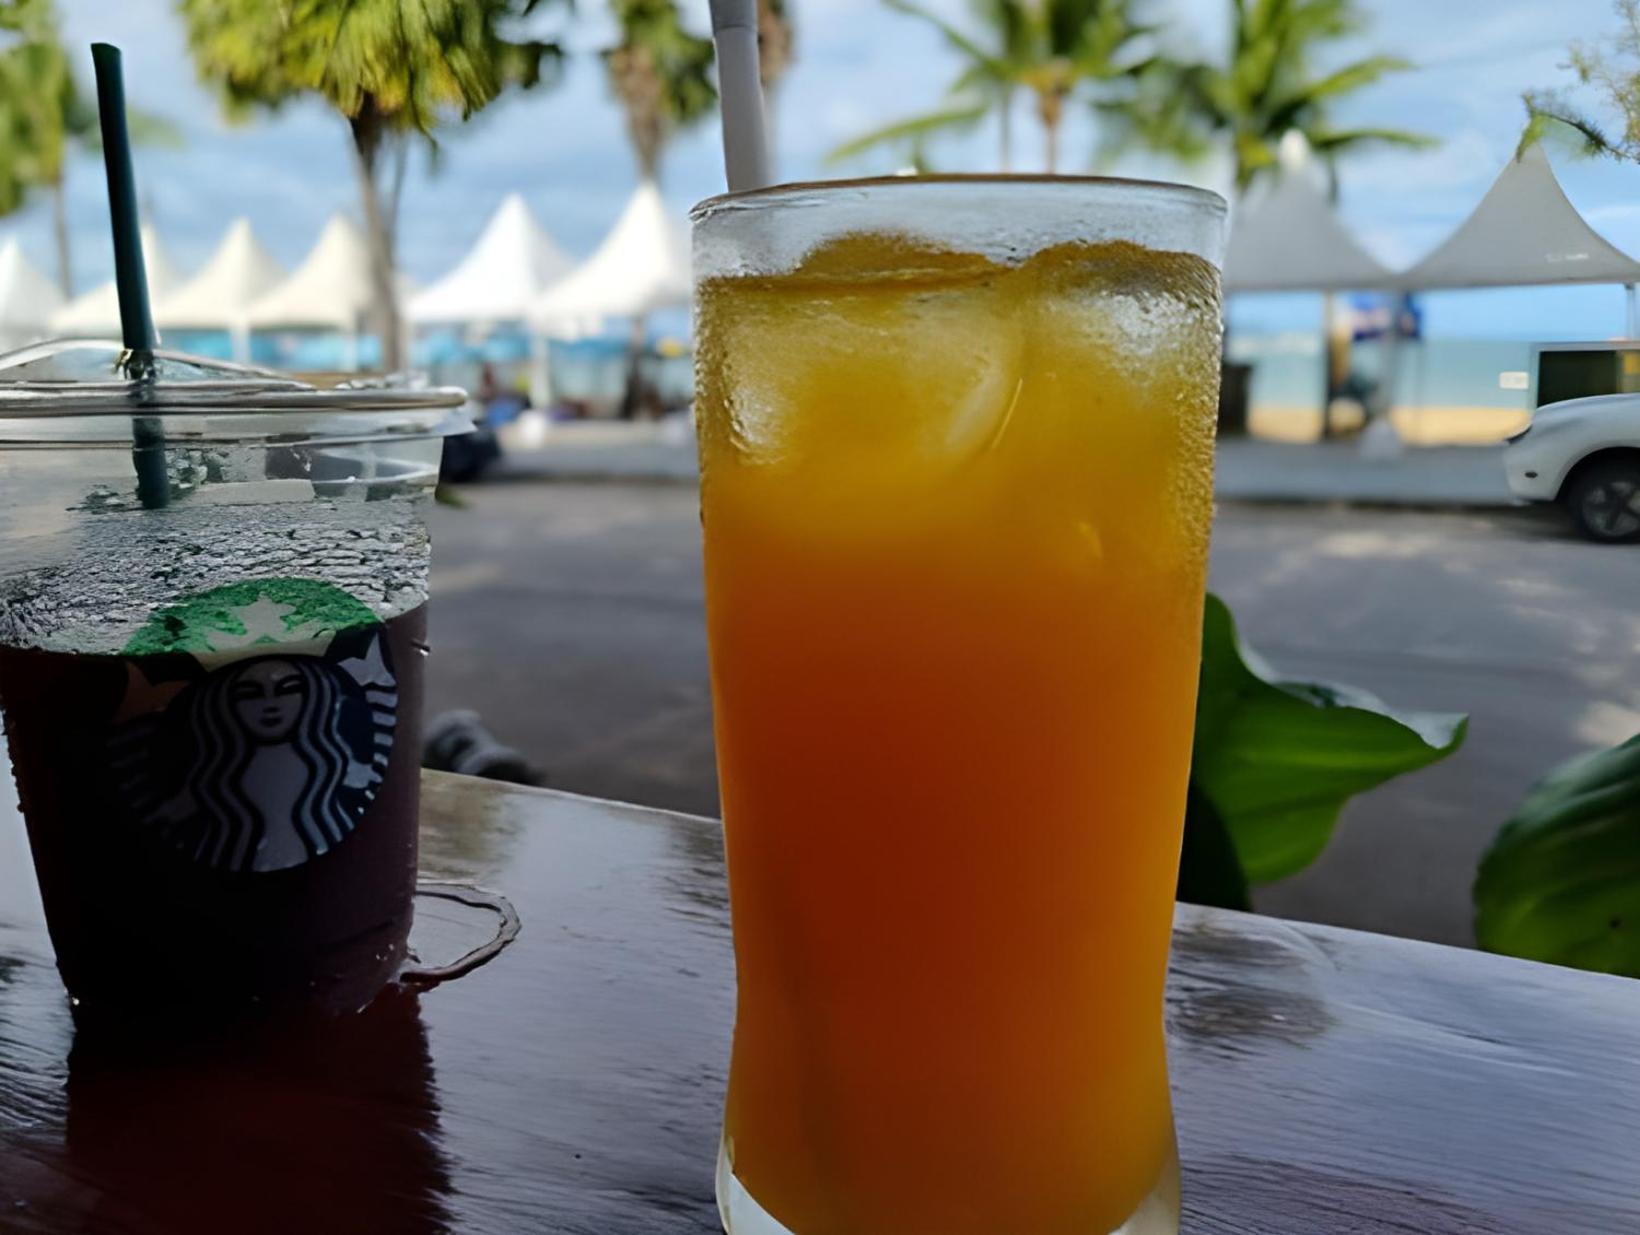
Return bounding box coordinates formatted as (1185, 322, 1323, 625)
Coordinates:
(1, 771, 1637, 1233)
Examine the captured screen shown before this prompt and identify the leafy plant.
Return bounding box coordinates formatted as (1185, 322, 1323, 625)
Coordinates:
(1180, 594, 1468, 909)
(1475, 735, 1640, 977)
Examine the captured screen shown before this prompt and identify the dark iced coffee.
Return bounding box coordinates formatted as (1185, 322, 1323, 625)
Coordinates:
(0, 341, 465, 1019)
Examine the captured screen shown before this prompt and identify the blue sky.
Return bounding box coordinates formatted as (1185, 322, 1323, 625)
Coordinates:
(22, 0, 1639, 339)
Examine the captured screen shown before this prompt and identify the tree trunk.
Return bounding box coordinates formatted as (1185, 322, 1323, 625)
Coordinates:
(1318, 161, 1345, 440)
(619, 148, 663, 416)
(347, 103, 404, 373)
(1320, 291, 1337, 440)
(50, 177, 70, 298)
(385, 132, 410, 254)
(999, 89, 1013, 172)
(1039, 92, 1062, 174)
(762, 84, 780, 182)
(618, 313, 648, 420)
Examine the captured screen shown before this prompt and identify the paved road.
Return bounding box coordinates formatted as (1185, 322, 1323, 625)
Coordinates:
(426, 484, 1637, 948)
(498, 422, 1517, 507)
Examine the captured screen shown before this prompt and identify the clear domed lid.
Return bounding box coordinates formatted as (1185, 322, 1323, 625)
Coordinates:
(0, 339, 469, 443)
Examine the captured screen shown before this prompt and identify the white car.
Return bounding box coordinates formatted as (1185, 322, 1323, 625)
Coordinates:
(1503, 393, 1640, 543)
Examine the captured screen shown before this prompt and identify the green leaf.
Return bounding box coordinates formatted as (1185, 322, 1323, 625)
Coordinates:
(1475, 735, 1640, 977)
(1306, 126, 1438, 155)
(884, 0, 1012, 82)
(1177, 784, 1251, 910)
(1192, 594, 1467, 884)
(825, 99, 989, 165)
(1296, 54, 1415, 104)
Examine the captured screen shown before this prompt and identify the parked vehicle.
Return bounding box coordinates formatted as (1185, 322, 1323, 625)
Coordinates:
(1531, 340, 1640, 408)
(1505, 393, 1640, 543)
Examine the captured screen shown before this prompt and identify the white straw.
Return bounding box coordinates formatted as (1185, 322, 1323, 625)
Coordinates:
(708, 0, 772, 192)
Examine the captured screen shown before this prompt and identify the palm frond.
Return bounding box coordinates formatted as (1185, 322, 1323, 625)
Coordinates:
(1093, 87, 1213, 164)
(1263, 55, 1428, 143)
(825, 99, 989, 165)
(884, 0, 1011, 82)
(124, 109, 185, 149)
(1306, 126, 1438, 154)
(1299, 54, 1414, 103)
(1279, 0, 1361, 44)
(1048, 0, 1102, 59)
(950, 62, 991, 94)
(1234, 129, 1279, 189)
(964, 0, 1031, 63)
(1066, 0, 1147, 74)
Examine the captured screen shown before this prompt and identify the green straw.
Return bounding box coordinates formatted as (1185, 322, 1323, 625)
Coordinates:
(91, 42, 166, 510)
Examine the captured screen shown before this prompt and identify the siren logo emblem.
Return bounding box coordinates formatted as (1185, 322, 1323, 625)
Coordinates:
(106, 580, 399, 873)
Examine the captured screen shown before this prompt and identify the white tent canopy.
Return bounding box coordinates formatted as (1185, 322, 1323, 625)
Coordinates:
(529, 180, 689, 332)
(1224, 134, 1393, 293)
(1399, 142, 1640, 289)
(408, 193, 572, 325)
(247, 213, 378, 332)
(0, 239, 64, 348)
(155, 218, 285, 335)
(51, 224, 183, 336)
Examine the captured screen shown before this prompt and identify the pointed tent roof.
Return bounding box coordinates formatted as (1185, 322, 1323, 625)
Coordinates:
(51, 224, 184, 336)
(154, 218, 285, 330)
(1224, 134, 1394, 292)
(247, 213, 379, 331)
(529, 181, 690, 331)
(1399, 143, 1640, 289)
(0, 239, 64, 341)
(408, 193, 573, 325)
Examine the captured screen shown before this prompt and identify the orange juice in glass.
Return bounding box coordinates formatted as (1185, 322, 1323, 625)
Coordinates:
(692, 177, 1226, 1235)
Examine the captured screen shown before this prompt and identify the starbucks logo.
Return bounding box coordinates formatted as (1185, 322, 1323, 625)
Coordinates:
(105, 580, 399, 874)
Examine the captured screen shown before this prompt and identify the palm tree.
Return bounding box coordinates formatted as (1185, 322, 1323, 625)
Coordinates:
(0, 15, 76, 290)
(1110, 0, 1433, 439)
(757, 0, 794, 167)
(602, 0, 715, 416)
(0, 0, 177, 295)
(758, 0, 794, 88)
(829, 0, 1155, 174)
(178, 0, 565, 370)
(1111, 0, 1431, 193)
(602, 0, 716, 181)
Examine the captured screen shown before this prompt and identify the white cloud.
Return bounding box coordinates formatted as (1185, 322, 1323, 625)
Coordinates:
(1347, 129, 1508, 199)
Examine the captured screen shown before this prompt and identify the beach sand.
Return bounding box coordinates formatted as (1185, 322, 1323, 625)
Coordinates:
(1250, 404, 1530, 446)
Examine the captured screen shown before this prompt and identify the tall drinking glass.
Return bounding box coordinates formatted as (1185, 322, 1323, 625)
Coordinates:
(692, 177, 1227, 1235)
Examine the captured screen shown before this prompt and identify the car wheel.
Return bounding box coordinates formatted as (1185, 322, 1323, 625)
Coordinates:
(1565, 459, 1640, 544)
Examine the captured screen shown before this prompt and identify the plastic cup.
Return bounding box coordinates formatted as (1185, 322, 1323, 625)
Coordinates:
(0, 341, 468, 1020)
